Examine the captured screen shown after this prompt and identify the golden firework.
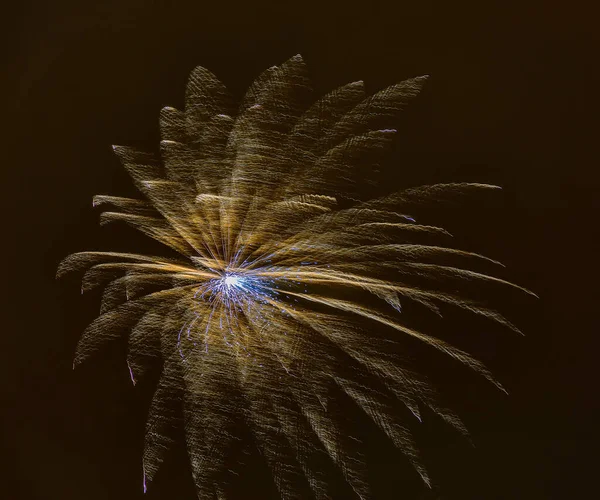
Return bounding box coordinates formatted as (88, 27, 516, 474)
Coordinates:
(58, 55, 533, 499)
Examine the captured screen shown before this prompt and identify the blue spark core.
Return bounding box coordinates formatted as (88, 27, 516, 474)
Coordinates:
(194, 271, 281, 311)
(214, 273, 261, 300)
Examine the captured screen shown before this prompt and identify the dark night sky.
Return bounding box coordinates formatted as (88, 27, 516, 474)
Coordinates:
(3, 1, 598, 499)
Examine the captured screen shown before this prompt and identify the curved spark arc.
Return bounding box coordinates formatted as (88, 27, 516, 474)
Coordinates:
(58, 55, 532, 499)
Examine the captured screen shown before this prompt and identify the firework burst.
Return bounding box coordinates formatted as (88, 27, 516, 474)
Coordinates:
(58, 55, 533, 499)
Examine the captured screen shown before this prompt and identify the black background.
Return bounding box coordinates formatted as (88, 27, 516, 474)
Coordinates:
(3, 1, 598, 499)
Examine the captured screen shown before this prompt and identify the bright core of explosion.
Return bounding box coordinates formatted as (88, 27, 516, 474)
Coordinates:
(223, 274, 242, 288)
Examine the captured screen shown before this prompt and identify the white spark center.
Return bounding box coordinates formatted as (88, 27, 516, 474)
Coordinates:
(224, 274, 241, 288)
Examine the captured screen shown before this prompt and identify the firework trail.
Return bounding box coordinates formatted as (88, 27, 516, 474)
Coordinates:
(58, 55, 533, 499)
